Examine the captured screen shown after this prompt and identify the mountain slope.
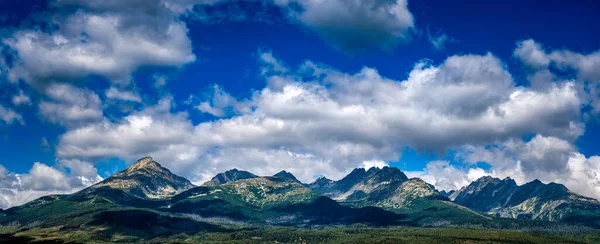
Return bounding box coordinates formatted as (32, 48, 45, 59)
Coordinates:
(79, 157, 194, 200)
(272, 170, 301, 183)
(168, 176, 321, 222)
(0, 157, 197, 229)
(202, 169, 258, 186)
(452, 176, 600, 221)
(308, 166, 441, 208)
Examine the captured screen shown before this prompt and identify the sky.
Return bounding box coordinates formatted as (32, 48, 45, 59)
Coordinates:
(0, 0, 599, 209)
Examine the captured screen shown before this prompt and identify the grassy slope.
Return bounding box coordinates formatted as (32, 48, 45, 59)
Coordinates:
(2, 226, 600, 243)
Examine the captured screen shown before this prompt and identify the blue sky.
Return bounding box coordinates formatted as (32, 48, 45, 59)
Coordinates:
(0, 0, 599, 208)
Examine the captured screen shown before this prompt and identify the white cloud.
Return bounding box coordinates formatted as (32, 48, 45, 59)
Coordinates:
(59, 159, 104, 186)
(0, 105, 23, 125)
(2, 0, 200, 88)
(275, 0, 414, 51)
(56, 52, 587, 186)
(21, 163, 71, 191)
(0, 161, 101, 209)
(105, 87, 142, 102)
(38, 83, 103, 127)
(12, 89, 31, 106)
(513, 39, 550, 69)
(513, 39, 600, 113)
(57, 96, 196, 167)
(192, 85, 251, 117)
(406, 161, 488, 191)
(566, 153, 600, 200)
(461, 135, 575, 175)
(362, 160, 389, 170)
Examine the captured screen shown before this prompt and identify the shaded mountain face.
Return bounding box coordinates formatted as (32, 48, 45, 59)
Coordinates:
(272, 170, 301, 183)
(452, 176, 600, 221)
(450, 176, 519, 211)
(308, 176, 334, 193)
(202, 169, 258, 186)
(440, 190, 455, 198)
(80, 157, 194, 199)
(307, 166, 441, 208)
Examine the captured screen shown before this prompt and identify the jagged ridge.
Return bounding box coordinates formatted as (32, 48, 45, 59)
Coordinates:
(307, 166, 441, 208)
(452, 176, 600, 221)
(202, 169, 258, 186)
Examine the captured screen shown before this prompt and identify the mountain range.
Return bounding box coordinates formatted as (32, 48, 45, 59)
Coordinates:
(2, 157, 600, 242)
(450, 176, 600, 224)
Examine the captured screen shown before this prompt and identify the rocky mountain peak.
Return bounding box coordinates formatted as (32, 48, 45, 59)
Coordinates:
(312, 176, 333, 185)
(202, 168, 258, 186)
(125, 156, 162, 172)
(349, 168, 367, 176)
(307, 166, 437, 207)
(307, 176, 334, 193)
(474, 175, 495, 184)
(369, 166, 408, 182)
(452, 176, 600, 221)
(366, 167, 379, 173)
(471, 176, 517, 189)
(273, 170, 300, 182)
(86, 156, 193, 199)
(528, 179, 543, 185)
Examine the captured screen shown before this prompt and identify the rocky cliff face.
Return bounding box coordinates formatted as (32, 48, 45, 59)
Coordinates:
(440, 190, 455, 198)
(450, 176, 519, 211)
(82, 157, 194, 199)
(202, 169, 258, 186)
(308, 166, 441, 208)
(452, 176, 600, 221)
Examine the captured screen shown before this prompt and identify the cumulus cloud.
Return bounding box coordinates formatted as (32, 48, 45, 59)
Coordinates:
(56, 51, 587, 185)
(1, 0, 201, 88)
(0, 161, 101, 209)
(566, 153, 600, 199)
(275, 0, 415, 51)
(191, 85, 251, 117)
(57, 96, 196, 166)
(513, 39, 600, 113)
(21, 163, 71, 191)
(59, 159, 104, 186)
(406, 161, 488, 191)
(513, 39, 550, 69)
(461, 135, 575, 176)
(38, 83, 103, 127)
